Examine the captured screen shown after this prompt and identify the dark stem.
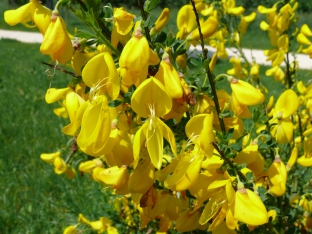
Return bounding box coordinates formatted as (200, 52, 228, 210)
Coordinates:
(285, 51, 293, 89)
(211, 141, 247, 183)
(297, 110, 304, 149)
(190, 0, 226, 134)
(41, 62, 79, 78)
(137, 0, 152, 45)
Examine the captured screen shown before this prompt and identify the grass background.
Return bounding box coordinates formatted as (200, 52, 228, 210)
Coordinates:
(1, 0, 312, 233)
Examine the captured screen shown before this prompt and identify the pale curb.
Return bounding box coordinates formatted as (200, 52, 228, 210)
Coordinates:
(1, 29, 311, 70)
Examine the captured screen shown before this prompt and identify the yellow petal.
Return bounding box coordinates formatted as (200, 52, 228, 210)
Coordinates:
(82, 52, 120, 100)
(164, 153, 203, 191)
(151, 8, 170, 35)
(231, 94, 251, 118)
(188, 16, 218, 41)
(31, 2, 52, 35)
(62, 100, 89, 136)
(128, 159, 154, 193)
(113, 8, 135, 35)
(119, 29, 150, 70)
(131, 77, 172, 118)
(275, 119, 294, 144)
(229, 78, 264, 106)
(199, 192, 226, 225)
(54, 157, 67, 174)
(175, 209, 200, 232)
(301, 24, 312, 36)
(275, 89, 299, 119)
(96, 166, 129, 189)
(145, 119, 163, 169)
(154, 58, 183, 99)
(297, 155, 312, 167)
(234, 188, 268, 226)
(40, 151, 61, 163)
(177, 5, 196, 33)
(4, 3, 33, 26)
(40, 15, 67, 54)
(45, 87, 70, 104)
(77, 95, 111, 154)
(297, 33, 312, 46)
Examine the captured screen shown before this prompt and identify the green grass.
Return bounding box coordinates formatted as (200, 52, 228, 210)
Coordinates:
(0, 39, 122, 233)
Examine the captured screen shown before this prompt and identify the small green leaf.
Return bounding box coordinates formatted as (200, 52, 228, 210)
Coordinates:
(108, 99, 123, 107)
(75, 29, 97, 39)
(154, 31, 167, 43)
(164, 118, 177, 127)
(146, 0, 161, 12)
(246, 172, 254, 180)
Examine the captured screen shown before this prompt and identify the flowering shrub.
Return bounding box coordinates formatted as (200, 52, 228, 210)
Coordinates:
(4, 0, 312, 233)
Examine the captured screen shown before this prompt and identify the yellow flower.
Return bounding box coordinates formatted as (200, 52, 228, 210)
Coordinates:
(227, 57, 248, 79)
(228, 77, 264, 106)
(119, 24, 150, 71)
(93, 166, 129, 190)
(234, 182, 268, 226)
(176, 5, 197, 39)
(131, 77, 177, 169)
(113, 8, 135, 35)
(238, 12, 256, 34)
(40, 151, 61, 163)
(176, 208, 201, 232)
(154, 52, 183, 99)
(63, 225, 77, 234)
(82, 52, 120, 100)
(224, 0, 245, 16)
(267, 155, 287, 196)
(4, 0, 51, 35)
(187, 16, 218, 41)
(185, 114, 215, 157)
(150, 8, 170, 36)
(297, 136, 312, 167)
(40, 13, 73, 64)
(111, 8, 135, 48)
(286, 147, 298, 171)
(128, 158, 154, 194)
(164, 148, 204, 191)
(54, 157, 67, 174)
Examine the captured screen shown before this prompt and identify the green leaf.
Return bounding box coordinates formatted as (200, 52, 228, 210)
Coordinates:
(164, 118, 177, 127)
(145, 0, 161, 12)
(108, 99, 123, 107)
(226, 128, 234, 141)
(154, 31, 167, 44)
(125, 84, 136, 104)
(246, 172, 254, 180)
(190, 59, 201, 67)
(75, 29, 97, 39)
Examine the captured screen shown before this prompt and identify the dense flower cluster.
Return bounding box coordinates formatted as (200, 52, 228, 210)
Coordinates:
(4, 0, 312, 233)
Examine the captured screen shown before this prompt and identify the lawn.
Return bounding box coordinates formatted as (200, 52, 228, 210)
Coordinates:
(0, 39, 122, 233)
(2, 1, 312, 233)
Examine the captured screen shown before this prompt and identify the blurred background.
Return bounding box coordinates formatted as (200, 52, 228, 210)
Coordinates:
(1, 0, 312, 233)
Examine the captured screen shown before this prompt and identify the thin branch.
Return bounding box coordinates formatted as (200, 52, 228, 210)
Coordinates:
(137, 0, 152, 45)
(41, 62, 79, 78)
(190, 0, 226, 134)
(211, 141, 247, 183)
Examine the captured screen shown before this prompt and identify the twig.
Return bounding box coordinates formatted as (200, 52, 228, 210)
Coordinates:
(41, 62, 79, 78)
(137, 0, 152, 45)
(190, 0, 226, 134)
(211, 141, 247, 183)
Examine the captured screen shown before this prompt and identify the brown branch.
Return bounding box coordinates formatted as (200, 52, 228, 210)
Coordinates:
(211, 141, 247, 183)
(190, 0, 226, 134)
(41, 62, 79, 78)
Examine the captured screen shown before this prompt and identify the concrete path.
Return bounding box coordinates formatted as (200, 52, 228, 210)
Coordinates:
(1, 29, 311, 70)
